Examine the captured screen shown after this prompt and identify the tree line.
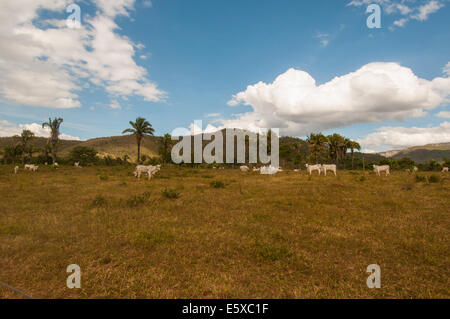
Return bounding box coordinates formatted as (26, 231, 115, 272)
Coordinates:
(2, 116, 449, 171)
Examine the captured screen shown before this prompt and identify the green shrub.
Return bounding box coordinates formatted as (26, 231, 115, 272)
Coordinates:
(135, 231, 175, 248)
(126, 191, 151, 207)
(98, 174, 108, 181)
(255, 243, 292, 262)
(210, 180, 225, 188)
(428, 174, 440, 183)
(162, 188, 180, 199)
(91, 195, 108, 208)
(415, 175, 427, 183)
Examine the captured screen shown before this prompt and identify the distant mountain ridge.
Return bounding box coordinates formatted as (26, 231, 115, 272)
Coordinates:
(379, 142, 450, 163)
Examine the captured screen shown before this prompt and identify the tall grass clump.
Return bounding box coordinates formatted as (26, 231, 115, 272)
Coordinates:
(162, 188, 180, 199)
(210, 180, 225, 188)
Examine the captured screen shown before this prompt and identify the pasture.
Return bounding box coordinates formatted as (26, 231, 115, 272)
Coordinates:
(0, 165, 448, 298)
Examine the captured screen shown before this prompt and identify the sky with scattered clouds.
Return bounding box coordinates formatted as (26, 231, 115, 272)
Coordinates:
(0, 0, 449, 152)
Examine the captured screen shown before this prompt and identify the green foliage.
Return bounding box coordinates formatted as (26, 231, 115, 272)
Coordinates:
(91, 195, 108, 208)
(98, 173, 109, 181)
(428, 174, 440, 183)
(69, 146, 98, 166)
(126, 191, 151, 207)
(135, 231, 175, 248)
(210, 180, 225, 188)
(122, 117, 155, 163)
(415, 175, 427, 183)
(162, 188, 180, 199)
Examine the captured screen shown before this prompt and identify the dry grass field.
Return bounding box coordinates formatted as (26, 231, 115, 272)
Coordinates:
(0, 165, 449, 298)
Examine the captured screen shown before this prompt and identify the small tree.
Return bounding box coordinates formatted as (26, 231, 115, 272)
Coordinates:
(69, 146, 98, 166)
(17, 129, 35, 164)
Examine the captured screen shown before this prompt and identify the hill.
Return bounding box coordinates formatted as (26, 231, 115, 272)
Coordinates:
(59, 135, 161, 161)
(380, 143, 450, 163)
(0, 136, 82, 152)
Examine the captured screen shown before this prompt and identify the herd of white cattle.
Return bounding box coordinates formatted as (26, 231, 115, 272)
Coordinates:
(11, 162, 450, 178)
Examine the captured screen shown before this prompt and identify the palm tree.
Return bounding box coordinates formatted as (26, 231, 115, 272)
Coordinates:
(349, 140, 361, 170)
(122, 117, 155, 163)
(307, 133, 326, 164)
(159, 133, 174, 164)
(42, 117, 63, 164)
(18, 129, 35, 164)
(340, 138, 352, 169)
(326, 133, 345, 165)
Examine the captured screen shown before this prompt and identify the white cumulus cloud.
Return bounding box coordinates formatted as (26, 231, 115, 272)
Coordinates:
(224, 62, 450, 136)
(358, 121, 450, 150)
(0, 0, 165, 109)
(436, 111, 450, 118)
(0, 120, 80, 140)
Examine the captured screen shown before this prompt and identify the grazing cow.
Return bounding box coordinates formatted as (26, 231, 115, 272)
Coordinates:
(305, 164, 322, 175)
(14, 166, 19, 174)
(413, 166, 418, 173)
(321, 164, 337, 176)
(293, 169, 299, 172)
(260, 165, 278, 175)
(24, 164, 38, 172)
(147, 165, 161, 180)
(134, 165, 161, 180)
(74, 162, 80, 167)
(373, 165, 390, 176)
(240, 165, 249, 172)
(442, 167, 449, 173)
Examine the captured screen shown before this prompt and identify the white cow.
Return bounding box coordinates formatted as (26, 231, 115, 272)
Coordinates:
(373, 165, 390, 176)
(240, 165, 249, 172)
(305, 164, 322, 175)
(413, 166, 418, 173)
(14, 166, 19, 174)
(74, 162, 80, 168)
(134, 164, 161, 180)
(321, 164, 337, 176)
(260, 165, 279, 175)
(442, 167, 449, 172)
(25, 164, 38, 172)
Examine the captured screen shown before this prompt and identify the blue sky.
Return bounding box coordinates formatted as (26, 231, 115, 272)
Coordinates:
(0, 0, 449, 152)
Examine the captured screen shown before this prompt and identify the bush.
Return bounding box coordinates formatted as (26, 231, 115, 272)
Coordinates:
(69, 146, 98, 166)
(126, 191, 150, 207)
(210, 180, 225, 188)
(415, 175, 427, 183)
(91, 195, 108, 208)
(98, 174, 108, 181)
(162, 188, 180, 199)
(428, 174, 440, 183)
